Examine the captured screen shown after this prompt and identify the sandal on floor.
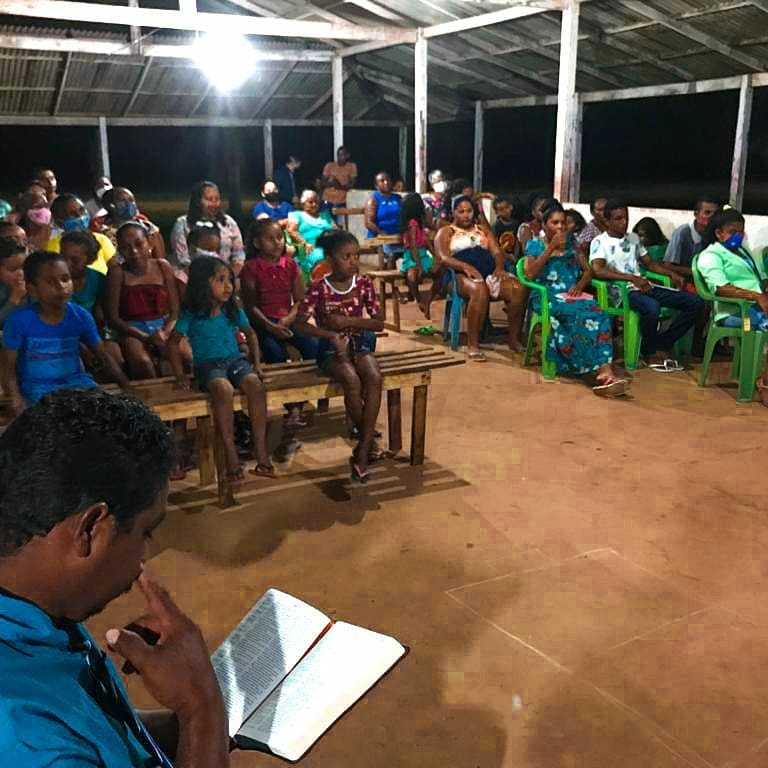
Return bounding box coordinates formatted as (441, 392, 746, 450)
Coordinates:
(249, 463, 276, 479)
(349, 457, 369, 485)
(467, 350, 488, 362)
(170, 465, 188, 481)
(649, 358, 684, 373)
(415, 325, 438, 336)
(592, 378, 628, 398)
(367, 447, 389, 463)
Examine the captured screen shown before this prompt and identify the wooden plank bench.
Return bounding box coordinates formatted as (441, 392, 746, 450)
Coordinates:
(138, 348, 465, 507)
(366, 269, 407, 333)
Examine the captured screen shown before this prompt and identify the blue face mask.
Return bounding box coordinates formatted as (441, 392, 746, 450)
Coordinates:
(62, 212, 90, 232)
(723, 232, 744, 250)
(114, 200, 138, 220)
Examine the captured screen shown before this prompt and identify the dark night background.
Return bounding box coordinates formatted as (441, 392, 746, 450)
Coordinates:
(3, 88, 768, 226)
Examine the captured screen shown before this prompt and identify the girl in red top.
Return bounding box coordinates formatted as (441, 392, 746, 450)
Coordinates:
(294, 231, 384, 484)
(107, 221, 191, 380)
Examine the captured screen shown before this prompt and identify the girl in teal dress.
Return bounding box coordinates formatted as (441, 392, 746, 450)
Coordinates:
(524, 203, 628, 396)
(287, 190, 335, 281)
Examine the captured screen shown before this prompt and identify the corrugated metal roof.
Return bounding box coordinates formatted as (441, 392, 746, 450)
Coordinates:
(0, 1, 767, 121)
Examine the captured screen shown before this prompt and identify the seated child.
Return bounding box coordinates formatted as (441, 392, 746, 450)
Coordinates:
(60, 231, 105, 316)
(0, 236, 28, 329)
(293, 230, 384, 484)
(2, 251, 129, 413)
(492, 195, 520, 260)
(399, 193, 436, 318)
(168, 256, 274, 481)
(241, 220, 319, 427)
(0, 221, 29, 252)
(107, 221, 191, 380)
(590, 200, 705, 365)
(187, 220, 223, 262)
(45, 194, 115, 274)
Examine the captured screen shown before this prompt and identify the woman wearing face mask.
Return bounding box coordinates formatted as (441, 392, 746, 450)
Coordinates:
(84, 175, 111, 220)
(252, 180, 293, 224)
(422, 170, 447, 231)
(15, 188, 51, 252)
(45, 193, 115, 275)
(697, 207, 768, 402)
(170, 180, 245, 276)
(92, 186, 166, 260)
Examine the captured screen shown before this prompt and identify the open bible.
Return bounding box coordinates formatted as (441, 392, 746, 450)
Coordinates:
(210, 588, 406, 762)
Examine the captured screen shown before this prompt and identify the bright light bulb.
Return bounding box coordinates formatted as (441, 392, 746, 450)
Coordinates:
(193, 32, 257, 93)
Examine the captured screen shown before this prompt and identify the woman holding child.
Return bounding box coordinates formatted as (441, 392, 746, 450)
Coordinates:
(523, 203, 627, 396)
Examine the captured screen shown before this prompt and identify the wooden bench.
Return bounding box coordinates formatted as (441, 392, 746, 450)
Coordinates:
(331, 206, 365, 231)
(139, 348, 464, 507)
(366, 269, 407, 333)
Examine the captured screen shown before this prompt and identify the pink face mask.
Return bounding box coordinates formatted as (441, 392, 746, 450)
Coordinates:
(26, 207, 52, 226)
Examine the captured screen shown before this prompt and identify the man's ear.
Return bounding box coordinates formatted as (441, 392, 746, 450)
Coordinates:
(71, 502, 111, 558)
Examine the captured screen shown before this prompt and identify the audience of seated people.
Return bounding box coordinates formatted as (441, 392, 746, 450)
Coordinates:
(7, 160, 768, 487)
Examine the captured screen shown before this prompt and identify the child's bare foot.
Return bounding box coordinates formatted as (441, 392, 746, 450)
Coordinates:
(418, 299, 430, 318)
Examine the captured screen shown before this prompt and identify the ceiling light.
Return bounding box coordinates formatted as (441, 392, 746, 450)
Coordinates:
(193, 31, 257, 93)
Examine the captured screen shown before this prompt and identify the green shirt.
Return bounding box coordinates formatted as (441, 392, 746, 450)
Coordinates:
(176, 307, 249, 363)
(697, 241, 766, 322)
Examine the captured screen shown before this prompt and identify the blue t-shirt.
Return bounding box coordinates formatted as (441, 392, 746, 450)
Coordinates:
(3, 302, 100, 401)
(368, 191, 402, 237)
(0, 592, 155, 767)
(252, 200, 293, 221)
(176, 306, 249, 364)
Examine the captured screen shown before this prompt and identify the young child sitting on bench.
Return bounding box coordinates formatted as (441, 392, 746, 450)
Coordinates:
(293, 231, 384, 484)
(168, 256, 274, 483)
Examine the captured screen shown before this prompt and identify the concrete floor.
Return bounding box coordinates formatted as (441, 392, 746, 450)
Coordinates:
(88, 301, 768, 768)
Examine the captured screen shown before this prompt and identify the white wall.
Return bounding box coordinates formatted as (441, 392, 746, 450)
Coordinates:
(565, 203, 768, 255)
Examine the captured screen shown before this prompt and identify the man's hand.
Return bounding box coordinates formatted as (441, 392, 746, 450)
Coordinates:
(671, 273, 686, 290)
(105, 573, 224, 722)
(634, 277, 653, 293)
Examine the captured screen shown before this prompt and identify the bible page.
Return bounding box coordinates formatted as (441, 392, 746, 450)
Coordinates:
(210, 588, 331, 737)
(236, 621, 405, 761)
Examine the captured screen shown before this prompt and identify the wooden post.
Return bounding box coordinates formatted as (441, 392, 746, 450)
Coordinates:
(263, 118, 274, 178)
(410, 384, 428, 465)
(398, 124, 408, 186)
(414, 29, 428, 193)
(128, 0, 142, 55)
(568, 100, 583, 203)
(332, 54, 344, 155)
(730, 74, 753, 210)
(196, 416, 215, 486)
(553, 0, 580, 201)
(387, 389, 402, 453)
(473, 100, 484, 192)
(97, 116, 111, 178)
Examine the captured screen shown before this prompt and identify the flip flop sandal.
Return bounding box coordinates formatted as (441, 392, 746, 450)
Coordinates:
(649, 359, 684, 373)
(349, 457, 369, 485)
(415, 325, 438, 336)
(367, 447, 389, 463)
(249, 463, 276, 479)
(467, 351, 488, 362)
(592, 379, 628, 398)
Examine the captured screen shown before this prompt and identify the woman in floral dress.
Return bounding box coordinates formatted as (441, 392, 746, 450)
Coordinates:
(523, 202, 628, 396)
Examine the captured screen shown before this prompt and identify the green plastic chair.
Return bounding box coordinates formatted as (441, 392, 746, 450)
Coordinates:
(591, 269, 692, 369)
(691, 254, 766, 402)
(516, 259, 557, 380)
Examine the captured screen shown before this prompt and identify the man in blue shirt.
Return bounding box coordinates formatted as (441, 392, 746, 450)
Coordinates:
(0, 390, 230, 767)
(251, 180, 293, 223)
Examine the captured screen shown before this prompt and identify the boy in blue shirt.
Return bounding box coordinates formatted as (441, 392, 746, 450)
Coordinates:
(2, 250, 129, 413)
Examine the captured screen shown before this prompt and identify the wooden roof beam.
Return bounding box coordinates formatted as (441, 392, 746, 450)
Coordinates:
(50, 50, 70, 116)
(616, 0, 767, 71)
(0, 0, 413, 42)
(423, 2, 561, 38)
(123, 55, 153, 116)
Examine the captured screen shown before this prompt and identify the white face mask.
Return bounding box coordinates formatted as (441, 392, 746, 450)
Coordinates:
(193, 248, 220, 260)
(433, 180, 447, 194)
